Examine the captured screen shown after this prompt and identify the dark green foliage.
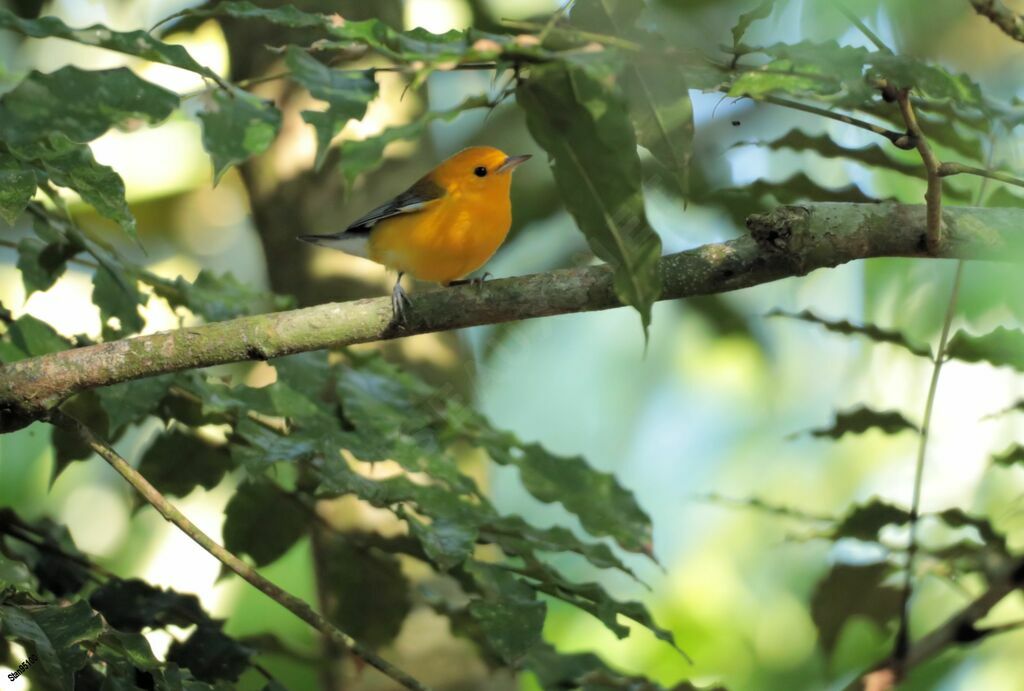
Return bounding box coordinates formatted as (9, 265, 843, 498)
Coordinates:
(166, 622, 253, 683)
(804, 406, 918, 439)
(222, 481, 311, 567)
(810, 562, 901, 653)
(198, 88, 282, 184)
(830, 498, 911, 542)
(947, 327, 1024, 372)
(90, 579, 206, 632)
(768, 309, 932, 358)
(137, 429, 234, 498)
(0, 150, 37, 225)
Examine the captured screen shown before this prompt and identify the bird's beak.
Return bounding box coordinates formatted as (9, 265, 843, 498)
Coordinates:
(497, 154, 532, 174)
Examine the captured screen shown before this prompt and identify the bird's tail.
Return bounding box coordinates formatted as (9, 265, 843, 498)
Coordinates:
(297, 232, 370, 258)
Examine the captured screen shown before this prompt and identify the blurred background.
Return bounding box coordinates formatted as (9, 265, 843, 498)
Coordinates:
(1, 0, 1024, 689)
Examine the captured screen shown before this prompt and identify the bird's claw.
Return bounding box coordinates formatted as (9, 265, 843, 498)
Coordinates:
(391, 282, 412, 325)
(449, 272, 493, 290)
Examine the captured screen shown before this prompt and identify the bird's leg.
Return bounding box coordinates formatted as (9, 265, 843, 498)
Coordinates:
(391, 272, 411, 324)
(448, 272, 493, 289)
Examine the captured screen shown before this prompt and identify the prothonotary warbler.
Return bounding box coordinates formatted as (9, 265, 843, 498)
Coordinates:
(299, 146, 531, 321)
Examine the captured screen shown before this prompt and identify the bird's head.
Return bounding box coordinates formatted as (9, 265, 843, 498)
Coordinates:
(429, 146, 531, 195)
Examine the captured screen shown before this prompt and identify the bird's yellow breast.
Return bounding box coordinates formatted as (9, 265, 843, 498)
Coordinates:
(367, 189, 512, 285)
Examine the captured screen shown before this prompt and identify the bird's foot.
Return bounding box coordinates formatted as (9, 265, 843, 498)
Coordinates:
(391, 281, 412, 325)
(448, 272, 493, 290)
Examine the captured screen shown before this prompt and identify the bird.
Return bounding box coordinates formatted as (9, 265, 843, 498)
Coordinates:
(299, 146, 531, 323)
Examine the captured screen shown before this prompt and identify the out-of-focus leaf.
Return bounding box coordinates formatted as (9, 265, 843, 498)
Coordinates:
(222, 481, 310, 567)
(4, 515, 90, 597)
(151, 269, 295, 322)
(95, 375, 175, 435)
(90, 579, 206, 632)
(869, 53, 983, 107)
(810, 562, 900, 652)
(803, 406, 918, 440)
(731, 0, 775, 50)
(947, 327, 1024, 372)
(993, 444, 1024, 467)
(767, 309, 932, 358)
(526, 642, 721, 691)
(0, 66, 177, 158)
(40, 144, 137, 236)
(51, 391, 107, 482)
(284, 47, 378, 171)
(0, 150, 36, 224)
(167, 622, 252, 684)
(138, 429, 233, 499)
(573, 0, 695, 196)
(465, 560, 546, 664)
(337, 95, 491, 187)
(518, 61, 662, 336)
(935, 508, 1007, 554)
(830, 498, 910, 542)
(92, 264, 146, 338)
(166, 1, 330, 30)
(2, 314, 70, 361)
(0, 600, 104, 688)
(198, 88, 282, 184)
(0, 10, 218, 79)
(317, 535, 411, 648)
(741, 128, 922, 178)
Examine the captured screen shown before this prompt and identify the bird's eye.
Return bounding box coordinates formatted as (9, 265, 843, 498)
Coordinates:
(474, 166, 488, 177)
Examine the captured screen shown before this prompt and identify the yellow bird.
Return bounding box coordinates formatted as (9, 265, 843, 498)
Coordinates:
(299, 146, 531, 321)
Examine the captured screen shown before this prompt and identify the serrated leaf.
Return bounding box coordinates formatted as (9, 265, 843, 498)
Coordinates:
(2, 314, 70, 361)
(465, 560, 546, 664)
(95, 375, 175, 435)
(222, 481, 309, 567)
(317, 534, 411, 649)
(0, 150, 36, 224)
(767, 309, 931, 358)
(934, 508, 1007, 554)
(0, 10, 218, 79)
(743, 129, 923, 178)
(40, 144, 138, 236)
(92, 264, 146, 338)
(166, 622, 252, 684)
(16, 237, 71, 296)
(406, 513, 477, 571)
(947, 327, 1024, 372)
(169, 1, 330, 30)
(337, 95, 491, 186)
(90, 579, 207, 632)
(0, 600, 104, 688)
(284, 47, 377, 171)
(518, 60, 662, 336)
(869, 53, 983, 106)
(810, 562, 900, 652)
(830, 499, 910, 542)
(0, 66, 177, 158)
(804, 406, 918, 440)
(198, 88, 281, 184)
(138, 429, 233, 499)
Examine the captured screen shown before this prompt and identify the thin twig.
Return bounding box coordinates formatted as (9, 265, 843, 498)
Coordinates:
(537, 0, 578, 43)
(757, 94, 913, 148)
(48, 410, 431, 691)
(938, 162, 1024, 192)
(836, 2, 894, 53)
(895, 88, 943, 252)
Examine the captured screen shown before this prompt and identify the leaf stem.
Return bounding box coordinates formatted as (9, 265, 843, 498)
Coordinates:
(938, 161, 1024, 191)
(835, 2, 894, 53)
(48, 410, 431, 691)
(895, 88, 943, 252)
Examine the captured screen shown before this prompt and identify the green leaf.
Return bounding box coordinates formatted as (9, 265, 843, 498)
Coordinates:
(0, 66, 178, 157)
(993, 444, 1024, 467)
(222, 481, 309, 567)
(317, 534, 412, 648)
(284, 47, 378, 171)
(869, 53, 983, 106)
(152, 269, 294, 323)
(16, 237, 72, 296)
(934, 508, 1007, 554)
(947, 327, 1024, 372)
(198, 88, 282, 184)
(90, 579, 207, 632)
(0, 600, 104, 688)
(767, 309, 932, 358)
(465, 561, 546, 664)
(169, 1, 331, 30)
(830, 499, 910, 542)
(742, 129, 923, 179)
(2, 314, 70, 361)
(0, 10, 218, 79)
(518, 61, 662, 336)
(0, 150, 36, 224)
(805, 406, 918, 439)
(92, 264, 146, 338)
(810, 562, 900, 652)
(406, 513, 477, 571)
(138, 429, 233, 499)
(337, 95, 491, 186)
(731, 0, 775, 50)
(167, 622, 252, 684)
(40, 144, 138, 236)
(95, 375, 175, 435)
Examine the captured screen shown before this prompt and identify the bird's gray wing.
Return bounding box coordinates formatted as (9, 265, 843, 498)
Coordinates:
(344, 176, 446, 233)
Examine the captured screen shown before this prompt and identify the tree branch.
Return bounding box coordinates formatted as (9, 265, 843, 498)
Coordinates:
(2, 202, 1023, 432)
(49, 410, 431, 691)
(970, 0, 1024, 43)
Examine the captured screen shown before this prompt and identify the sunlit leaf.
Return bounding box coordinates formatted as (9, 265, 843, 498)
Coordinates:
(518, 61, 662, 336)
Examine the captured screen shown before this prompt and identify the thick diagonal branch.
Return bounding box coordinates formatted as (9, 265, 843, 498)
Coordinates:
(970, 0, 1024, 43)
(2, 202, 1023, 432)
